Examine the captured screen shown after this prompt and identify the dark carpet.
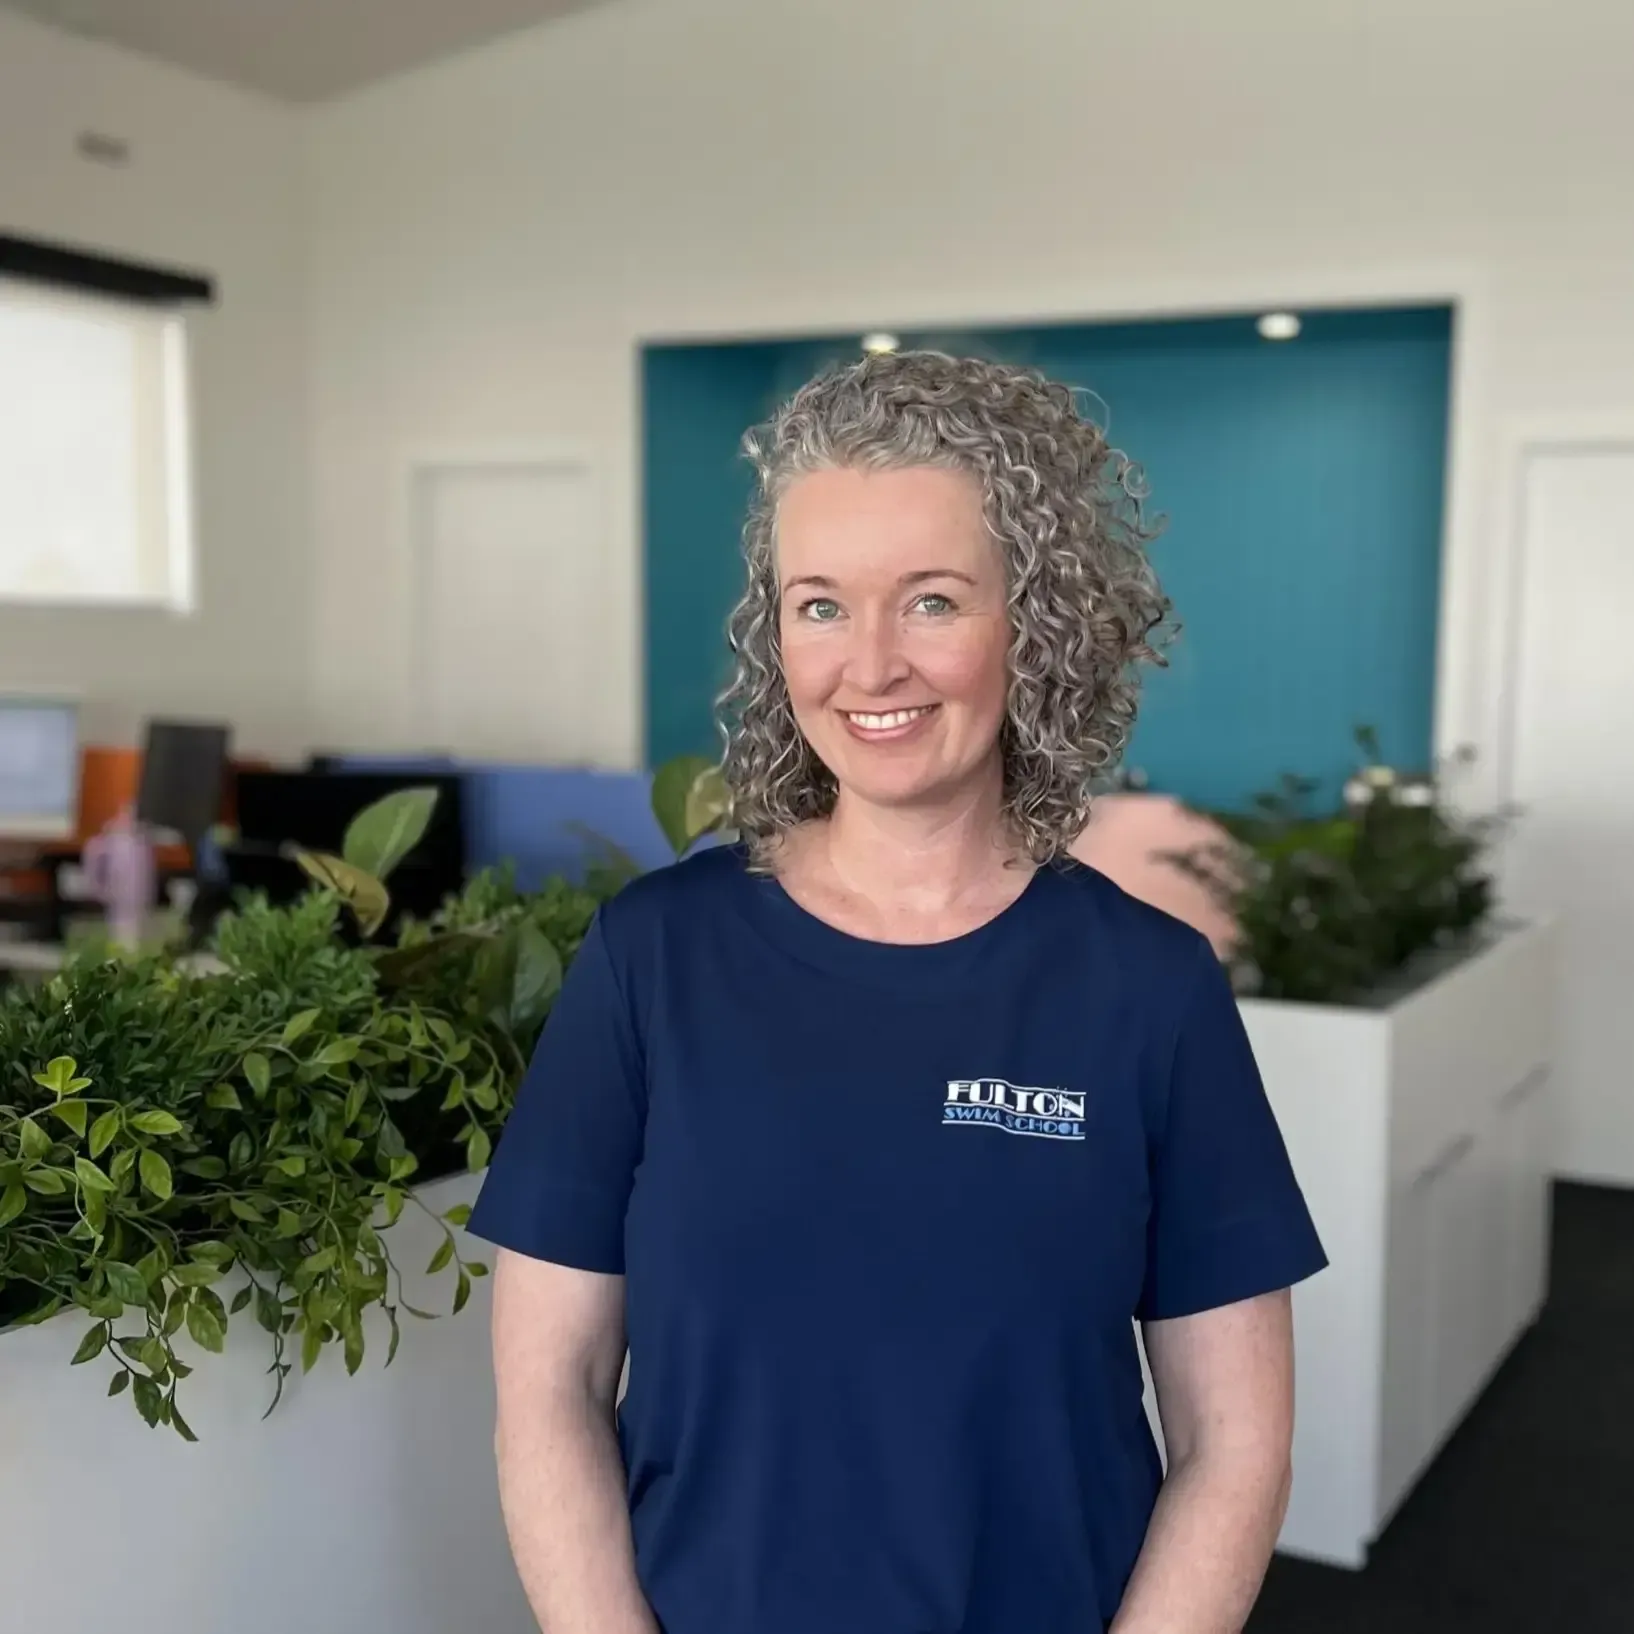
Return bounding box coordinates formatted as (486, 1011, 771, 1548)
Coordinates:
(1250, 1181, 1634, 1633)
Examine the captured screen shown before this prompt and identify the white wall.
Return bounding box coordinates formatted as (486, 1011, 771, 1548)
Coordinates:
(302, 0, 1634, 783)
(0, 9, 311, 757)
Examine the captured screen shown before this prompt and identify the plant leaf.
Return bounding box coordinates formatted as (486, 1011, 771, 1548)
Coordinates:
(132, 1374, 164, 1428)
(341, 787, 439, 882)
(453, 1268, 472, 1315)
(255, 1287, 282, 1334)
(19, 1117, 51, 1161)
(108, 1370, 130, 1397)
(170, 1403, 199, 1442)
(373, 926, 495, 987)
(343, 1316, 365, 1376)
(89, 1109, 121, 1158)
(23, 1168, 67, 1195)
(74, 1156, 114, 1193)
(508, 922, 563, 1035)
(103, 1261, 148, 1306)
(139, 1148, 174, 1202)
(442, 1203, 472, 1227)
(0, 1182, 26, 1227)
(650, 753, 717, 857)
(230, 1285, 254, 1315)
(32, 1055, 82, 1096)
(291, 849, 391, 939)
(425, 1238, 454, 1275)
(71, 1323, 109, 1364)
(243, 1052, 272, 1096)
(385, 1304, 402, 1368)
(128, 1110, 184, 1137)
(170, 1263, 222, 1289)
(301, 1246, 338, 1277)
(343, 1080, 367, 1126)
(206, 1083, 242, 1112)
(186, 1301, 226, 1354)
(52, 1099, 89, 1138)
(301, 1321, 323, 1374)
(282, 1008, 320, 1046)
(135, 1334, 170, 1375)
(683, 763, 732, 848)
(466, 1125, 492, 1173)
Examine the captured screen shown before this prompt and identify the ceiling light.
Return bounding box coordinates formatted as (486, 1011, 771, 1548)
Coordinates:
(861, 331, 901, 354)
(1257, 312, 1302, 341)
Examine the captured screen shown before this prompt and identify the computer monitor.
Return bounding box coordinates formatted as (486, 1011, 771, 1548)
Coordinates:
(136, 719, 231, 848)
(0, 694, 79, 841)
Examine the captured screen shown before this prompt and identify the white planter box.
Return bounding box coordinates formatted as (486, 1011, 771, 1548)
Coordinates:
(0, 1171, 531, 1634)
(1248, 921, 1557, 1566)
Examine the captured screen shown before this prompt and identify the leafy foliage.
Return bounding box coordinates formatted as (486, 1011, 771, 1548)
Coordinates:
(1173, 733, 1504, 1004)
(650, 756, 732, 857)
(0, 788, 622, 1434)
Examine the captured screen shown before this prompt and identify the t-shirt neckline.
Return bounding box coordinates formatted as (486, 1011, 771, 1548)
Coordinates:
(726, 843, 1064, 994)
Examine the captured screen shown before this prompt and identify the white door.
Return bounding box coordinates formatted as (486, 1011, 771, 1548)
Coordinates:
(1504, 447, 1634, 1185)
(413, 459, 599, 764)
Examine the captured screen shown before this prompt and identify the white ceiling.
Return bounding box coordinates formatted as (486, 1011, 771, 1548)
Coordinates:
(5, 0, 611, 102)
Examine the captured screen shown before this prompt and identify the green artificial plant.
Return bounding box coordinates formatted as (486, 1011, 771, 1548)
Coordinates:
(0, 788, 611, 1433)
(0, 759, 727, 1433)
(1173, 730, 1504, 1005)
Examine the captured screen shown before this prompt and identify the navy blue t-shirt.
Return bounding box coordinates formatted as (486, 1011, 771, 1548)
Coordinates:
(470, 845, 1326, 1634)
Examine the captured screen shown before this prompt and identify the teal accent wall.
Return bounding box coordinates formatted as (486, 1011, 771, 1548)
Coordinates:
(642, 307, 1452, 812)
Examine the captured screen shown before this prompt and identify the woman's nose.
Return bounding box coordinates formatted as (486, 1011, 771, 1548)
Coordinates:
(843, 613, 911, 695)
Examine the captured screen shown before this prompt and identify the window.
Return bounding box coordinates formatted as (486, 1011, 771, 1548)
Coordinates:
(0, 277, 194, 610)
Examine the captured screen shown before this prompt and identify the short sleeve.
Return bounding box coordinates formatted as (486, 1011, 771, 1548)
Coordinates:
(1136, 939, 1328, 1322)
(466, 910, 646, 1274)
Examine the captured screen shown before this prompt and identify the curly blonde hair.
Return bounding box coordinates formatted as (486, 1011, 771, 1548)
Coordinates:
(718, 350, 1171, 863)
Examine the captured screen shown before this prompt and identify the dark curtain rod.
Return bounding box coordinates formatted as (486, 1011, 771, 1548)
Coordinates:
(0, 230, 214, 305)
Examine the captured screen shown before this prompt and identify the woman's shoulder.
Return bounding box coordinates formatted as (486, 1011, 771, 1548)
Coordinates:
(1040, 854, 1218, 982)
(596, 841, 749, 942)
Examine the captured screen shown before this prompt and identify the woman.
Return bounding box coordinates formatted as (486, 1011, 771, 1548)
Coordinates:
(469, 351, 1327, 1634)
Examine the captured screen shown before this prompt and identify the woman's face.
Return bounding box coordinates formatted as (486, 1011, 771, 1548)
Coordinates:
(776, 464, 1011, 815)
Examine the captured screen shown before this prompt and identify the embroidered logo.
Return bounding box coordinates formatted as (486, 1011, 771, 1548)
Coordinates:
(943, 1079, 1085, 1140)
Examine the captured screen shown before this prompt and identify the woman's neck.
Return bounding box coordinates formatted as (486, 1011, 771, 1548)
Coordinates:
(817, 774, 1023, 917)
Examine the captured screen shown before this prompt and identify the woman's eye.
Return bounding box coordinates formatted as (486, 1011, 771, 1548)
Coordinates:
(914, 592, 955, 616)
(800, 597, 842, 622)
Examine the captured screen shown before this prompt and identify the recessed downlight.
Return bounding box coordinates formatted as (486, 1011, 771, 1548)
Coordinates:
(861, 331, 901, 354)
(1257, 312, 1302, 341)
